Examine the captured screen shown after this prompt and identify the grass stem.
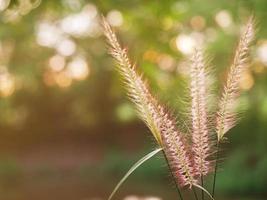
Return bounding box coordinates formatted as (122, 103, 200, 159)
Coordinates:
(192, 186, 199, 200)
(212, 142, 220, 197)
(162, 151, 184, 200)
(201, 176, 204, 200)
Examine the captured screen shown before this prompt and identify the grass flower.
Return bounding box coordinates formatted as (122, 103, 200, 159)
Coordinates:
(216, 17, 255, 141)
(103, 15, 255, 200)
(190, 49, 211, 177)
(102, 17, 196, 188)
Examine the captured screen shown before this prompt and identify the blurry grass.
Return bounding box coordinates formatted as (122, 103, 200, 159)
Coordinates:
(0, 148, 265, 199)
(0, 158, 22, 184)
(217, 148, 267, 197)
(85, 148, 267, 199)
(99, 149, 166, 181)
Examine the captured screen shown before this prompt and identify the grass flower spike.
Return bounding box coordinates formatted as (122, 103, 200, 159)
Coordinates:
(103, 15, 256, 200)
(102, 17, 163, 146)
(212, 17, 255, 198)
(158, 105, 197, 187)
(216, 17, 255, 141)
(102, 17, 196, 188)
(190, 49, 211, 177)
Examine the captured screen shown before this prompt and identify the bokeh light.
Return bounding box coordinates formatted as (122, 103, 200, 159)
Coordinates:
(0, 67, 15, 97)
(49, 54, 66, 72)
(66, 56, 89, 81)
(107, 10, 124, 27)
(36, 22, 63, 48)
(190, 15, 206, 31)
(56, 38, 76, 57)
(215, 10, 233, 28)
(175, 34, 196, 55)
(239, 70, 254, 90)
(0, 0, 10, 11)
(60, 4, 100, 38)
(54, 71, 72, 88)
(256, 41, 267, 66)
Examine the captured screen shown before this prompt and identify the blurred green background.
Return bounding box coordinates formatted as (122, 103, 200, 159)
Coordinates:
(0, 0, 266, 199)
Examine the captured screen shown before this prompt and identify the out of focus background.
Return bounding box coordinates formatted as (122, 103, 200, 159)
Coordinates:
(0, 0, 266, 199)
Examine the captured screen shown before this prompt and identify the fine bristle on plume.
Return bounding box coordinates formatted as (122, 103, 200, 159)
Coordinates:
(216, 17, 255, 141)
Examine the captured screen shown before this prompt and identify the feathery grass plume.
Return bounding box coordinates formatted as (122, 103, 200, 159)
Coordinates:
(102, 17, 162, 146)
(102, 17, 197, 187)
(216, 17, 255, 141)
(190, 49, 210, 177)
(158, 105, 197, 187)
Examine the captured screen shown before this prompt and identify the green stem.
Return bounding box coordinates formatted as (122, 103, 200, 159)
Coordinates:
(201, 176, 204, 200)
(193, 186, 199, 200)
(212, 142, 220, 198)
(162, 151, 184, 200)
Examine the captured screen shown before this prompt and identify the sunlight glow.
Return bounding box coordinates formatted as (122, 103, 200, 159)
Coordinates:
(66, 56, 89, 80)
(56, 38, 76, 57)
(123, 196, 139, 200)
(239, 70, 254, 90)
(190, 15, 206, 31)
(143, 50, 159, 63)
(144, 197, 162, 200)
(49, 54, 66, 72)
(157, 54, 175, 71)
(257, 41, 267, 66)
(123, 196, 162, 200)
(107, 10, 123, 27)
(215, 10, 232, 28)
(176, 34, 196, 55)
(43, 71, 55, 87)
(36, 22, 63, 48)
(55, 71, 72, 88)
(0, 0, 10, 11)
(0, 69, 15, 97)
(60, 4, 100, 37)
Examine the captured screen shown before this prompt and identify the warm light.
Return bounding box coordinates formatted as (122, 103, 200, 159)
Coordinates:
(162, 17, 174, 30)
(157, 54, 175, 71)
(144, 197, 162, 200)
(49, 54, 65, 72)
(0, 72, 15, 97)
(107, 10, 123, 27)
(239, 70, 254, 90)
(253, 64, 264, 74)
(43, 71, 55, 86)
(123, 195, 139, 200)
(190, 16, 206, 31)
(55, 71, 72, 88)
(60, 3, 99, 37)
(257, 42, 267, 66)
(123, 196, 162, 200)
(143, 50, 159, 62)
(176, 34, 196, 55)
(66, 56, 89, 80)
(0, 0, 10, 11)
(215, 10, 232, 28)
(56, 39, 76, 57)
(36, 22, 63, 48)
